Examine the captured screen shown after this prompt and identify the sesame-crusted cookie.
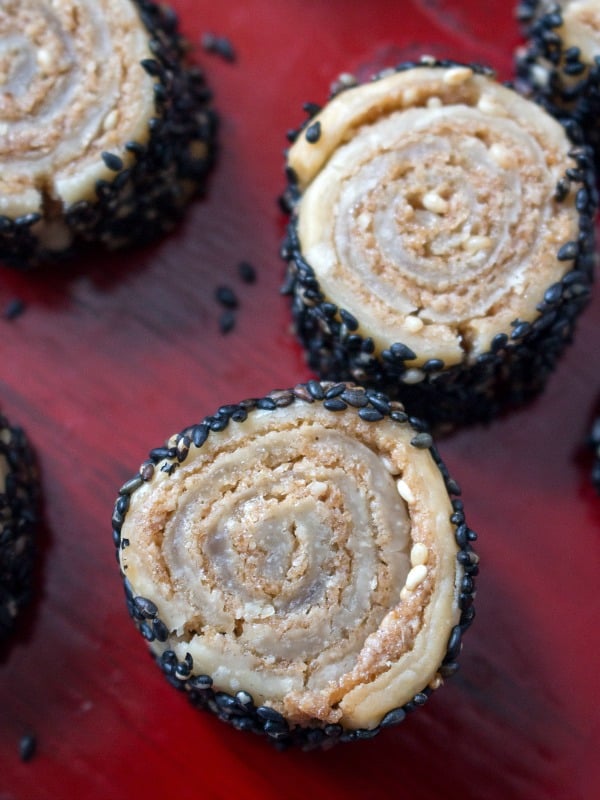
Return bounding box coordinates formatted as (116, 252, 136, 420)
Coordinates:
(282, 59, 596, 428)
(113, 382, 477, 748)
(0, 0, 217, 268)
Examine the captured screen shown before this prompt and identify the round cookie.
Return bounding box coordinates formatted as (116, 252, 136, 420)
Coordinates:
(113, 381, 478, 748)
(0, 0, 217, 268)
(282, 59, 596, 428)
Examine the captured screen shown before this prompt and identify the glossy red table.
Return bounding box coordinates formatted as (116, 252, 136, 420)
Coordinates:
(1, 2, 599, 798)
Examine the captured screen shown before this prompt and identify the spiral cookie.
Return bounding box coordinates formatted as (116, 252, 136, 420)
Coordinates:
(113, 382, 478, 748)
(516, 1, 600, 160)
(282, 61, 596, 428)
(0, 0, 217, 268)
(0, 415, 40, 640)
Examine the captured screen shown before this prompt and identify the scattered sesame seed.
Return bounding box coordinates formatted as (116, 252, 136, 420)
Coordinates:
(238, 260, 257, 283)
(19, 733, 37, 763)
(215, 286, 238, 309)
(201, 32, 236, 63)
(219, 309, 236, 334)
(3, 298, 25, 320)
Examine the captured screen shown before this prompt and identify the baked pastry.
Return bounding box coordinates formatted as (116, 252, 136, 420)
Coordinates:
(282, 60, 596, 428)
(516, 1, 600, 161)
(113, 381, 478, 748)
(0, 415, 40, 640)
(0, 0, 217, 268)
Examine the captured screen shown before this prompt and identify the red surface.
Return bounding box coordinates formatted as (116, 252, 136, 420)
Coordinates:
(1, 2, 599, 799)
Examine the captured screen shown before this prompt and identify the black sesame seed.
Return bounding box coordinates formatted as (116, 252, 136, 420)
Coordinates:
(359, 407, 384, 422)
(307, 380, 325, 399)
(256, 705, 287, 723)
(215, 285, 238, 309)
(576, 187, 589, 213)
(148, 617, 167, 642)
(544, 283, 563, 304)
(207, 415, 228, 432)
(140, 58, 161, 76)
(455, 524, 469, 548)
(510, 321, 531, 340)
(446, 477, 461, 496)
(303, 101, 321, 116)
(264, 720, 289, 737)
(445, 625, 462, 661)
(323, 398, 348, 411)
(439, 661, 460, 678)
(140, 620, 155, 641)
(119, 475, 144, 495)
(3, 298, 25, 320)
(491, 332, 508, 352)
(19, 733, 37, 763)
(354, 727, 380, 740)
(149, 447, 173, 461)
(238, 260, 257, 283)
(133, 596, 158, 618)
(254, 396, 276, 412)
(175, 662, 192, 679)
(305, 121, 321, 143)
(365, 392, 391, 414)
(101, 151, 124, 172)
(215, 692, 239, 712)
(219, 309, 236, 334)
(339, 308, 359, 330)
(340, 388, 369, 407)
(557, 241, 579, 261)
(380, 707, 406, 727)
(188, 674, 213, 690)
(201, 32, 236, 63)
(191, 424, 209, 448)
(15, 212, 41, 227)
(422, 358, 444, 372)
(390, 342, 417, 361)
(324, 382, 346, 399)
(410, 432, 432, 449)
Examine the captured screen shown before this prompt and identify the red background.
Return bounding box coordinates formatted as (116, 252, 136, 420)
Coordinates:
(1, 2, 599, 798)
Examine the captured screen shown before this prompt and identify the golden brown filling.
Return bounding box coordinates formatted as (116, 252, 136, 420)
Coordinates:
(288, 67, 580, 366)
(0, 0, 154, 216)
(120, 402, 461, 729)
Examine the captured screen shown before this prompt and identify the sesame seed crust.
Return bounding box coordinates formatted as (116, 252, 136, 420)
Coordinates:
(0, 415, 40, 641)
(113, 382, 478, 749)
